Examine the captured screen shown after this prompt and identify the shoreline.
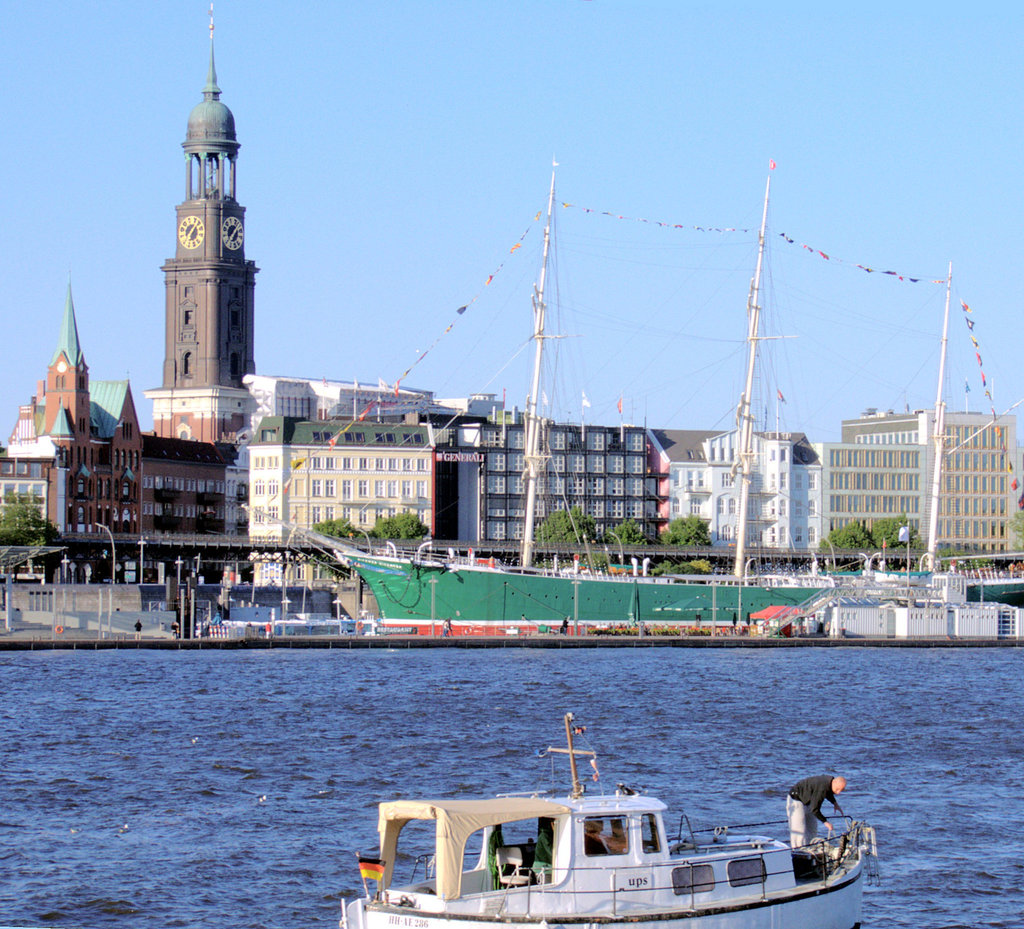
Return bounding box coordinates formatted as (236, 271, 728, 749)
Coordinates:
(0, 634, 1019, 650)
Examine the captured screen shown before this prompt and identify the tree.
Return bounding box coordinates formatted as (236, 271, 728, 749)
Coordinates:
(651, 558, 712, 576)
(660, 516, 711, 547)
(0, 493, 58, 546)
(871, 516, 919, 550)
(1009, 511, 1024, 549)
(605, 519, 647, 545)
(314, 516, 358, 540)
(821, 521, 874, 552)
(536, 506, 597, 545)
(371, 511, 429, 540)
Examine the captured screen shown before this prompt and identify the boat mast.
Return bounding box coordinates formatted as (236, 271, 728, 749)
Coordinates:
(926, 262, 952, 571)
(733, 172, 772, 579)
(521, 164, 557, 569)
(543, 711, 595, 799)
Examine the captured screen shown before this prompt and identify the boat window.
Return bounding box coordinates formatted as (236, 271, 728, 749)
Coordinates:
(727, 856, 766, 888)
(583, 816, 628, 856)
(671, 863, 715, 896)
(640, 814, 661, 854)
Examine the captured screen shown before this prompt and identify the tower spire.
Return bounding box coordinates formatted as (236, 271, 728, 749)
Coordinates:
(203, 4, 221, 98)
(51, 279, 84, 368)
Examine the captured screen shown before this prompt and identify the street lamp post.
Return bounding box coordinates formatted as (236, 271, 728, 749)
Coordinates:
(96, 522, 116, 583)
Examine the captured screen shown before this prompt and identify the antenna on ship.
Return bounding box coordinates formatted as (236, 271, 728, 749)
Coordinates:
(543, 712, 597, 799)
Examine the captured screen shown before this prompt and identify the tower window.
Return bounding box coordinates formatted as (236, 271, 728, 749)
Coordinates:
(230, 353, 240, 377)
(183, 309, 193, 326)
(182, 352, 192, 377)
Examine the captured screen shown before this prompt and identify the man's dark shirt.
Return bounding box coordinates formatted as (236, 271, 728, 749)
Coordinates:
(789, 774, 837, 823)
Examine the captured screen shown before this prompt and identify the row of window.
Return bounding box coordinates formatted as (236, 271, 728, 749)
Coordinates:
(144, 476, 225, 493)
(828, 495, 920, 514)
(830, 472, 919, 491)
(142, 502, 224, 518)
(482, 428, 646, 453)
(939, 497, 1008, 517)
(0, 461, 44, 477)
(252, 455, 430, 473)
(943, 474, 1009, 494)
(251, 504, 417, 527)
(488, 453, 646, 475)
(936, 519, 1006, 540)
(76, 477, 132, 499)
(486, 476, 647, 496)
(253, 478, 430, 501)
(829, 449, 921, 469)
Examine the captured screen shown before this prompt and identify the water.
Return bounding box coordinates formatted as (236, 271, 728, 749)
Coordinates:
(1, 647, 1021, 928)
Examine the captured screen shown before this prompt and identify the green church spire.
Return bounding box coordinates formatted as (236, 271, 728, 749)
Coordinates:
(51, 281, 84, 368)
(202, 37, 221, 98)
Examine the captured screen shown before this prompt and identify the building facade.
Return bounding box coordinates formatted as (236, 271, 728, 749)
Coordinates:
(7, 286, 143, 535)
(651, 428, 823, 550)
(146, 39, 257, 444)
(247, 418, 436, 542)
(821, 408, 1018, 552)
(140, 435, 229, 534)
(473, 419, 663, 543)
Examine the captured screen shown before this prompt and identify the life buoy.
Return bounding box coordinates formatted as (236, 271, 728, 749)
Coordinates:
(55, 626, 64, 635)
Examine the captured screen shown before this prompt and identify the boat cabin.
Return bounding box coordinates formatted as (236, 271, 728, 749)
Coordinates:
(373, 790, 803, 916)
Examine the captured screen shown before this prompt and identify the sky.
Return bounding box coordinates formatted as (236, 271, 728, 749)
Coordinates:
(4, 2, 1024, 444)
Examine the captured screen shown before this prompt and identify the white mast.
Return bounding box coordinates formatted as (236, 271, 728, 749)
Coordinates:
(926, 262, 953, 571)
(520, 164, 557, 569)
(733, 172, 772, 579)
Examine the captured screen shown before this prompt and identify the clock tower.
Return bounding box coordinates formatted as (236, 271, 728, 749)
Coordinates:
(147, 36, 257, 444)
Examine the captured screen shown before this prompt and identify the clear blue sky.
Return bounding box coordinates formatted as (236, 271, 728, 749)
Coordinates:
(4, 2, 1023, 442)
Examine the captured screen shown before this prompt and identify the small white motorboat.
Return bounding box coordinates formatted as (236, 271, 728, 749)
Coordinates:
(341, 713, 877, 929)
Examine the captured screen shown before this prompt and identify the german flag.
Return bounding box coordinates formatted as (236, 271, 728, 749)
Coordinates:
(358, 856, 385, 881)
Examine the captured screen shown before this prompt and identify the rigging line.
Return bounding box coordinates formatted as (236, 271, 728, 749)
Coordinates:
(387, 209, 542, 394)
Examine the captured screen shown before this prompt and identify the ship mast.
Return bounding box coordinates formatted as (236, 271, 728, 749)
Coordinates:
(733, 172, 771, 579)
(925, 263, 953, 571)
(520, 165, 557, 569)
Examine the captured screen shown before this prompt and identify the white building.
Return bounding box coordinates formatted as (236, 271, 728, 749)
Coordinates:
(650, 429, 823, 550)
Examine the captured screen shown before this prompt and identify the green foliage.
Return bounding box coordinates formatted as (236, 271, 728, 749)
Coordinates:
(821, 521, 874, 551)
(0, 493, 58, 545)
(660, 516, 711, 547)
(313, 517, 358, 539)
(1009, 512, 1024, 549)
(651, 558, 713, 576)
(371, 511, 429, 540)
(822, 518, 919, 553)
(605, 519, 647, 545)
(871, 516, 919, 549)
(536, 506, 597, 545)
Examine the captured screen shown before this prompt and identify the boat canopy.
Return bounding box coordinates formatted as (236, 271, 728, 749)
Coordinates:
(378, 797, 571, 900)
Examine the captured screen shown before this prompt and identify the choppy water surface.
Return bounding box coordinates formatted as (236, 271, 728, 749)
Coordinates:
(1, 647, 1021, 928)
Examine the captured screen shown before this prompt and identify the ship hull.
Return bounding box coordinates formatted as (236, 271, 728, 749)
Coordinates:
(966, 579, 1024, 607)
(345, 554, 832, 634)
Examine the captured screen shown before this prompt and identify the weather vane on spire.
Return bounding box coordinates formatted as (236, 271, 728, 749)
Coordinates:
(209, 3, 215, 40)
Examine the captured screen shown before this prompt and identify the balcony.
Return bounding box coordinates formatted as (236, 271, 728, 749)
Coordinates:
(155, 514, 181, 530)
(155, 486, 180, 501)
(197, 490, 223, 505)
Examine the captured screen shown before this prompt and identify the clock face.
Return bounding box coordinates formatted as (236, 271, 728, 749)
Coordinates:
(221, 216, 244, 250)
(178, 215, 205, 249)
(56, 360, 68, 373)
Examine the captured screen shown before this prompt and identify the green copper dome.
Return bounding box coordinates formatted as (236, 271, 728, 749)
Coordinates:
(185, 40, 237, 147)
